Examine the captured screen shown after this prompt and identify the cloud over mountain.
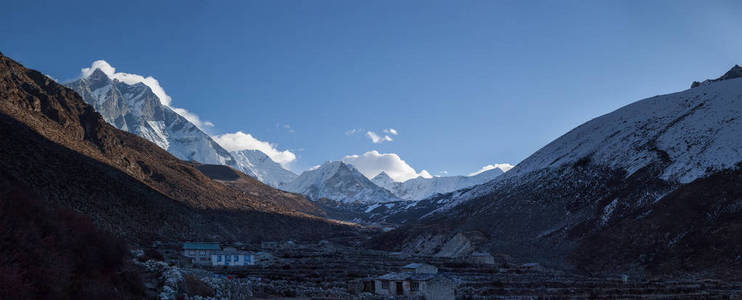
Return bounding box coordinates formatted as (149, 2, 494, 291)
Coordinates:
(468, 163, 514, 176)
(342, 150, 431, 182)
(80, 60, 213, 130)
(213, 131, 297, 168)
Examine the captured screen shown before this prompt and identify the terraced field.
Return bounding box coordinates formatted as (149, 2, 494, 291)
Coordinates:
(192, 246, 742, 299)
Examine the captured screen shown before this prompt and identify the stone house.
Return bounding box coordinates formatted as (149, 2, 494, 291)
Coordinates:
(374, 263, 454, 300)
(183, 242, 221, 265)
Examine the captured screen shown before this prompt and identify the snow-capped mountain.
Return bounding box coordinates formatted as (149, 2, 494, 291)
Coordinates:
(375, 65, 742, 274)
(371, 167, 506, 200)
(438, 64, 742, 211)
(66, 67, 301, 188)
(65, 69, 242, 171)
(231, 149, 297, 188)
(508, 67, 742, 184)
(283, 161, 401, 204)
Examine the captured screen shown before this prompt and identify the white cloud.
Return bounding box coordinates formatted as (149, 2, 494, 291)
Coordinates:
(80, 60, 213, 130)
(277, 123, 295, 134)
(308, 165, 321, 171)
(342, 150, 432, 182)
(212, 131, 297, 168)
(345, 128, 362, 136)
(383, 128, 398, 135)
(366, 131, 393, 144)
(468, 163, 515, 176)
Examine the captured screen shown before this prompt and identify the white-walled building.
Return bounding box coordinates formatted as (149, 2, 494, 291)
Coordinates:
(210, 247, 254, 267)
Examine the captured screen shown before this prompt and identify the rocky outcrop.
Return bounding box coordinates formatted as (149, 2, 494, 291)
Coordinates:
(691, 65, 742, 88)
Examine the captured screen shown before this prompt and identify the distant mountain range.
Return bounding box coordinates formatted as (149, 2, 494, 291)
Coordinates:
(65, 67, 509, 206)
(371, 167, 506, 200)
(282, 161, 401, 204)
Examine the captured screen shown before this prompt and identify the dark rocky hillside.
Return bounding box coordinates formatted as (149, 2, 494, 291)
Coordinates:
(369, 161, 676, 268)
(0, 180, 144, 299)
(0, 52, 357, 243)
(573, 163, 742, 278)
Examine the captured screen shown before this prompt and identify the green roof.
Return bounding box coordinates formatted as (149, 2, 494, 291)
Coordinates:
(182, 242, 221, 250)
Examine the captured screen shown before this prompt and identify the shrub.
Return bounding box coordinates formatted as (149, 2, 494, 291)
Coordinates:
(0, 185, 143, 299)
(143, 248, 164, 261)
(183, 274, 215, 297)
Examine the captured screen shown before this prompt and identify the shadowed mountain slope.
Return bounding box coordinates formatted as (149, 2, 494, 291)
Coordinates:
(0, 53, 355, 243)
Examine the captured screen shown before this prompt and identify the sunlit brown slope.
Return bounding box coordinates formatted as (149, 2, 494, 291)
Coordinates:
(192, 163, 326, 217)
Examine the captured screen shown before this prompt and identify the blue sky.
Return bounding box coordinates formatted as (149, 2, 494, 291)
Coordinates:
(2, 1, 742, 177)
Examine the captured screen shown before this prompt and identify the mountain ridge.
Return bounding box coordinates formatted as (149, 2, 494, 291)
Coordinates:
(65, 68, 242, 171)
(231, 149, 298, 188)
(372, 167, 506, 200)
(283, 161, 401, 204)
(370, 66, 742, 276)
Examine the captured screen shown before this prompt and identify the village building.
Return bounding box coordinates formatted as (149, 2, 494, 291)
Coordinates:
(182, 242, 221, 265)
(374, 263, 455, 300)
(210, 247, 255, 267)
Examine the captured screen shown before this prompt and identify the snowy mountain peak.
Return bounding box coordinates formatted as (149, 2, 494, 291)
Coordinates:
(86, 68, 110, 83)
(510, 73, 742, 184)
(372, 171, 394, 183)
(283, 161, 400, 204)
(65, 74, 240, 169)
(230, 149, 297, 188)
(67, 64, 311, 189)
(371, 171, 395, 191)
(377, 167, 506, 200)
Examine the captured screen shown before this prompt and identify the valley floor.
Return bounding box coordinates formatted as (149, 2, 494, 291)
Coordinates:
(139, 241, 742, 299)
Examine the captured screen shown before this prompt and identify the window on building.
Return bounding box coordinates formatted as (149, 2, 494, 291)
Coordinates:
(216, 255, 221, 262)
(234, 255, 239, 261)
(381, 281, 389, 289)
(410, 281, 419, 291)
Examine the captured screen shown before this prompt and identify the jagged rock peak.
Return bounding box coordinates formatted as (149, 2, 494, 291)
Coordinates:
(720, 64, 742, 80)
(373, 171, 393, 180)
(691, 64, 742, 88)
(85, 68, 111, 87)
